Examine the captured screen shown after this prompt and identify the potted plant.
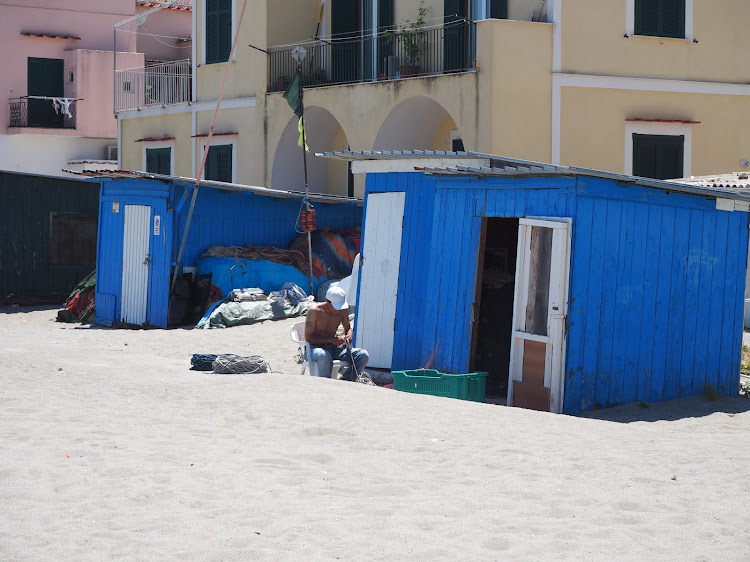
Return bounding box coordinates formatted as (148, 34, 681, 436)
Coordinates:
(386, 1, 428, 78)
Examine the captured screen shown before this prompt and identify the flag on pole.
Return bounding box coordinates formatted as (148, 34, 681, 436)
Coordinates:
(283, 74, 303, 117)
(297, 117, 309, 151)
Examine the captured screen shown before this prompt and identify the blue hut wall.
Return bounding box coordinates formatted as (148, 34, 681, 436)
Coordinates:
(364, 171, 747, 414)
(94, 179, 172, 328)
(564, 176, 748, 414)
(95, 177, 363, 328)
(170, 184, 363, 268)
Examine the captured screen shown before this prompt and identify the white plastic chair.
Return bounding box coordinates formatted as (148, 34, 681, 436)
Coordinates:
(290, 321, 342, 379)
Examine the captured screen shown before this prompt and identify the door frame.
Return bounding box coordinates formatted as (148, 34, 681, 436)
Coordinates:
(507, 216, 572, 413)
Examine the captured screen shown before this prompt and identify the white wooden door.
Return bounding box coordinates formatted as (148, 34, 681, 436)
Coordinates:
(355, 192, 406, 368)
(121, 205, 152, 325)
(507, 218, 571, 413)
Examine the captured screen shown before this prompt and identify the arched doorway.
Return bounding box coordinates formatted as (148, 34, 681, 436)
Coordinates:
(271, 107, 350, 196)
(373, 96, 463, 152)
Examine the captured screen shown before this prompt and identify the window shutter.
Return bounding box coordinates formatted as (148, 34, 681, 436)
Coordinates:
(379, 0, 394, 30)
(206, 0, 231, 64)
(660, 0, 685, 38)
(146, 149, 159, 174)
(444, 0, 461, 24)
(635, 0, 659, 36)
(490, 0, 508, 19)
(206, 145, 232, 182)
(633, 134, 684, 180)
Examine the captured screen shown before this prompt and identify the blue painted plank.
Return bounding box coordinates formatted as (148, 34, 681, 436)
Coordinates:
(705, 211, 727, 394)
(438, 189, 468, 371)
(664, 207, 691, 400)
(563, 195, 593, 414)
(691, 210, 714, 396)
(514, 189, 527, 217)
(595, 199, 622, 408)
(609, 200, 635, 407)
(576, 176, 717, 212)
(622, 201, 647, 406)
(422, 184, 450, 366)
(453, 194, 483, 373)
(650, 206, 675, 402)
(680, 209, 703, 397)
(729, 213, 749, 396)
(393, 174, 416, 368)
(719, 212, 742, 395)
(580, 197, 608, 411)
(636, 205, 662, 402)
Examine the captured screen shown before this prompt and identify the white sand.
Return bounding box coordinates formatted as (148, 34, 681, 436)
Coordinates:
(1, 307, 749, 560)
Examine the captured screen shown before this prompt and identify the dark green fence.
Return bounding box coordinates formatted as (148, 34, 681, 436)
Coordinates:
(0, 172, 99, 303)
(268, 21, 476, 92)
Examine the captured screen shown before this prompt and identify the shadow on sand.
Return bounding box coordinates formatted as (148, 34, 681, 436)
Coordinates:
(580, 395, 750, 423)
(0, 304, 61, 315)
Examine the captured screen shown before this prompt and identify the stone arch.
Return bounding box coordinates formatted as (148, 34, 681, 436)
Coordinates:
(271, 107, 349, 196)
(373, 95, 462, 152)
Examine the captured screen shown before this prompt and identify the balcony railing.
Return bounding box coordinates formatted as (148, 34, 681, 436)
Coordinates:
(115, 59, 191, 113)
(268, 21, 476, 92)
(9, 96, 77, 129)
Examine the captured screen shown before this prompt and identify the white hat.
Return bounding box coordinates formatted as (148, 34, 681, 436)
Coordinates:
(326, 286, 348, 310)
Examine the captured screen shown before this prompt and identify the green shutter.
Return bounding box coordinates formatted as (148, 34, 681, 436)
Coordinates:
(205, 144, 232, 182)
(633, 134, 684, 180)
(27, 58, 64, 127)
(206, 0, 232, 64)
(660, 0, 685, 38)
(635, 0, 685, 38)
(490, 0, 508, 19)
(146, 148, 171, 175)
(379, 0, 393, 30)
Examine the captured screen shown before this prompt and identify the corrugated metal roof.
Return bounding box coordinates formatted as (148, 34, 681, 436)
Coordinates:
(677, 172, 750, 190)
(316, 150, 750, 202)
(65, 169, 362, 205)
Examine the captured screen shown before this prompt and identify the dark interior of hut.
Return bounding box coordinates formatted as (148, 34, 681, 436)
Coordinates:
(472, 218, 519, 401)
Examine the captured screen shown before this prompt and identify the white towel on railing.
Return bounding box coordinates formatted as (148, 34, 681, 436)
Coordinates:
(52, 98, 74, 118)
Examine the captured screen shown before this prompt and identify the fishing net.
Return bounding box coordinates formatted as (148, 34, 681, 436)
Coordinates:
(212, 354, 272, 374)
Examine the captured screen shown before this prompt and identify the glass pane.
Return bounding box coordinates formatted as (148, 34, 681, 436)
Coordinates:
(524, 226, 552, 335)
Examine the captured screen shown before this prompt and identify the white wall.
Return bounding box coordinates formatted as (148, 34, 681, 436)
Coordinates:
(0, 134, 114, 177)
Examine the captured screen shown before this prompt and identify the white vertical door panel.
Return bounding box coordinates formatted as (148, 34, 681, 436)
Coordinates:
(121, 205, 151, 325)
(355, 192, 406, 368)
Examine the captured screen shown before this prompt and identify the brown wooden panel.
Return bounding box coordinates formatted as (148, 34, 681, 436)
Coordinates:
(513, 380, 550, 412)
(525, 226, 552, 335)
(522, 339, 546, 386)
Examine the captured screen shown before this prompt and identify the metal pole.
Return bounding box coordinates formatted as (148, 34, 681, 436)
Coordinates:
(298, 63, 315, 297)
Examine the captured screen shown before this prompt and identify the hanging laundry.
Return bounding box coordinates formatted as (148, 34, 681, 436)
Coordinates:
(52, 98, 74, 118)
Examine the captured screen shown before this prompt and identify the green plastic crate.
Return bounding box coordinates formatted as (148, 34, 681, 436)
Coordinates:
(391, 369, 488, 402)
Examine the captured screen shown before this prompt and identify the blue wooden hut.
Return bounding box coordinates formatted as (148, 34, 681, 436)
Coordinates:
(92, 173, 362, 329)
(321, 151, 750, 414)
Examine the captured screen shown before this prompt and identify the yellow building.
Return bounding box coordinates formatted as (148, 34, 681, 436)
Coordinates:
(117, 0, 750, 197)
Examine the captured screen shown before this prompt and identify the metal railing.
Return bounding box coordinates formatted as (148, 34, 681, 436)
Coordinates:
(9, 96, 77, 129)
(114, 59, 191, 112)
(268, 21, 476, 92)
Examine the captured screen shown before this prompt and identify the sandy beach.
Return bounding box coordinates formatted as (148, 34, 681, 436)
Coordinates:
(1, 306, 749, 560)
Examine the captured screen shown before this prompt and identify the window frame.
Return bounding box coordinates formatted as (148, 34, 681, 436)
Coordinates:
(626, 0, 693, 41)
(202, 139, 236, 183)
(624, 121, 692, 179)
(142, 140, 175, 176)
(202, 0, 235, 65)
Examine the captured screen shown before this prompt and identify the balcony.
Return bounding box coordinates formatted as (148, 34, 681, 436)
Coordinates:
(115, 59, 191, 113)
(268, 22, 476, 92)
(9, 96, 77, 129)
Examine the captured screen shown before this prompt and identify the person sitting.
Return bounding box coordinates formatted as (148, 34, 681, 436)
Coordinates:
(305, 286, 369, 381)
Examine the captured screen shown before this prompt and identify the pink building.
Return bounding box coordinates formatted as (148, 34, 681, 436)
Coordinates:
(0, 0, 191, 177)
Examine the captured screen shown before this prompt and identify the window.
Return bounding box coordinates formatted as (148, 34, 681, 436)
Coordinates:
(635, 0, 686, 38)
(205, 0, 232, 64)
(146, 147, 171, 175)
(205, 144, 233, 182)
(123, 80, 132, 93)
(632, 134, 684, 180)
(49, 214, 97, 267)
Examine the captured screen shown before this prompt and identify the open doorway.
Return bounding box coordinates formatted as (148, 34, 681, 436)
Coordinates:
(471, 217, 519, 401)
